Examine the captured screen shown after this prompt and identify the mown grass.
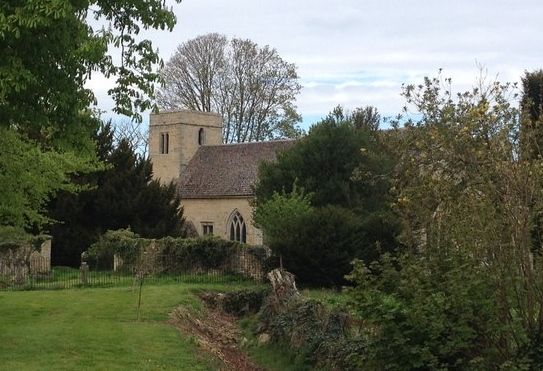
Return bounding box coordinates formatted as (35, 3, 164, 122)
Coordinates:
(0, 282, 259, 370)
(3, 266, 254, 291)
(303, 288, 351, 309)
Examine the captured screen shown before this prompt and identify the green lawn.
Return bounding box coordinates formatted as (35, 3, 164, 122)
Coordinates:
(0, 282, 258, 370)
(1, 266, 253, 291)
(303, 288, 351, 309)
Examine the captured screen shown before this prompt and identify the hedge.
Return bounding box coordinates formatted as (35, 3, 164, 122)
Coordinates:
(87, 229, 269, 278)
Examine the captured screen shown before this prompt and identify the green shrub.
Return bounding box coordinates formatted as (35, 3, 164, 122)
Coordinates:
(253, 187, 313, 248)
(86, 228, 147, 269)
(258, 296, 365, 370)
(0, 226, 50, 252)
(0, 226, 31, 249)
(347, 252, 513, 370)
(272, 205, 392, 287)
(87, 229, 268, 277)
(159, 236, 240, 272)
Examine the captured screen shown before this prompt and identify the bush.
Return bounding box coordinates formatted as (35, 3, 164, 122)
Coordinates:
(347, 252, 512, 370)
(159, 236, 242, 272)
(253, 187, 312, 248)
(258, 295, 365, 370)
(0, 226, 50, 251)
(85, 228, 145, 269)
(0, 226, 51, 284)
(87, 229, 269, 278)
(0, 226, 31, 249)
(271, 205, 393, 287)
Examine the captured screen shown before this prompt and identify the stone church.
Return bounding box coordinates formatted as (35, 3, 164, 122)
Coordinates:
(148, 110, 293, 245)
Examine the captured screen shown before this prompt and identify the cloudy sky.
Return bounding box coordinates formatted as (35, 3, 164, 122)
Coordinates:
(89, 0, 543, 129)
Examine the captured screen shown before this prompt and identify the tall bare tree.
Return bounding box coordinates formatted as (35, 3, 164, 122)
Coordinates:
(113, 119, 149, 158)
(157, 33, 303, 143)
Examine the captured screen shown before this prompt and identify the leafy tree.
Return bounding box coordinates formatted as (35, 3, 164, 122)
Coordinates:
(49, 124, 184, 266)
(253, 106, 398, 286)
(0, 128, 98, 231)
(1, 0, 180, 139)
(352, 105, 381, 131)
(255, 106, 392, 210)
(253, 188, 313, 248)
(0, 0, 180, 235)
(157, 33, 303, 143)
(375, 72, 543, 366)
(520, 70, 543, 251)
(521, 70, 543, 160)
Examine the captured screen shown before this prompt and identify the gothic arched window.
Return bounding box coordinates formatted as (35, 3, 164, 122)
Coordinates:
(228, 210, 246, 243)
(198, 128, 205, 145)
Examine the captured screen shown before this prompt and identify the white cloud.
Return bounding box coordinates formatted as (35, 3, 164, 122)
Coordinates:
(90, 0, 543, 128)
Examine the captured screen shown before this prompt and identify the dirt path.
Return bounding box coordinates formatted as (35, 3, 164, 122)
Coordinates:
(169, 305, 264, 371)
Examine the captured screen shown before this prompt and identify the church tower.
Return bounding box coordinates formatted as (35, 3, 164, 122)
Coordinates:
(148, 110, 223, 184)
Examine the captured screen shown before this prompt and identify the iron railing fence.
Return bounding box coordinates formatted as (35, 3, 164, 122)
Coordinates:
(0, 250, 268, 291)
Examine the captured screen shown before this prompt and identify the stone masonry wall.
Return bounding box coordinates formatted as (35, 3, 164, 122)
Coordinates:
(182, 198, 263, 245)
(149, 110, 223, 184)
(0, 239, 52, 284)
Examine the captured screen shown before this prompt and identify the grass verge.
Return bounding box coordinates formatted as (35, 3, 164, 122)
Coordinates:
(238, 316, 312, 371)
(2, 266, 255, 291)
(302, 288, 351, 309)
(0, 282, 259, 370)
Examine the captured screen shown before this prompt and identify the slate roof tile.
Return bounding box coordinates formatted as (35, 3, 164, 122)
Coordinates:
(178, 140, 295, 198)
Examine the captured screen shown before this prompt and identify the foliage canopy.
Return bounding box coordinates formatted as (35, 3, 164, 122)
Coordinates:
(0, 128, 99, 230)
(0, 0, 180, 235)
(254, 106, 399, 286)
(348, 72, 543, 368)
(255, 106, 392, 210)
(49, 123, 184, 266)
(1, 0, 180, 141)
